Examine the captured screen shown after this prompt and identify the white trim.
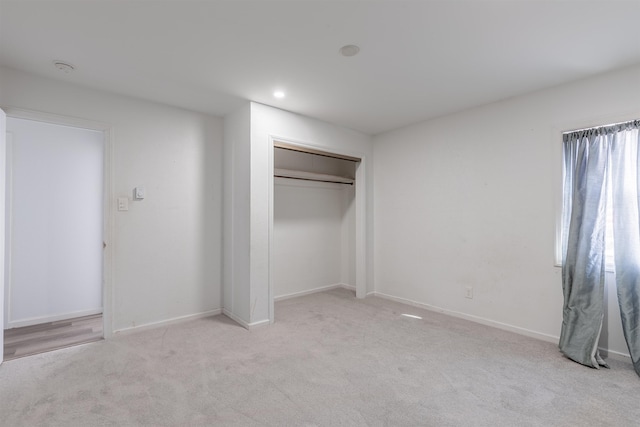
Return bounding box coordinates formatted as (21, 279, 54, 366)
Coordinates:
(354, 159, 366, 299)
(598, 347, 631, 360)
(0, 107, 5, 364)
(2, 107, 114, 338)
(340, 185, 353, 285)
(223, 308, 270, 330)
(268, 137, 274, 325)
(552, 125, 564, 268)
(372, 291, 559, 344)
(102, 127, 114, 338)
(6, 308, 103, 329)
(4, 132, 13, 326)
(341, 283, 356, 292)
(1, 107, 111, 132)
(274, 283, 349, 302)
(372, 292, 635, 358)
(268, 135, 368, 318)
(113, 309, 222, 335)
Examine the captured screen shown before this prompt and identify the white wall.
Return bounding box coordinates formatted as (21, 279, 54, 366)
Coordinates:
(342, 184, 356, 287)
(6, 117, 103, 327)
(373, 64, 640, 356)
(222, 102, 372, 326)
(0, 66, 223, 333)
(252, 102, 373, 323)
(222, 103, 251, 323)
(273, 179, 353, 299)
(0, 108, 6, 361)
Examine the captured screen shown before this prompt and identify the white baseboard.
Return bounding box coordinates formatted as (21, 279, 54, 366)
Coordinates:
(597, 347, 632, 359)
(222, 309, 271, 330)
(372, 291, 561, 343)
(113, 308, 222, 335)
(371, 291, 631, 359)
(223, 282, 357, 330)
(223, 283, 355, 330)
(104, 288, 631, 360)
(274, 283, 350, 302)
(340, 283, 356, 291)
(7, 308, 103, 329)
(222, 309, 249, 329)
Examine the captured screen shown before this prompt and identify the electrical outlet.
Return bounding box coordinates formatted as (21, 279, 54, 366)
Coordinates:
(465, 286, 473, 299)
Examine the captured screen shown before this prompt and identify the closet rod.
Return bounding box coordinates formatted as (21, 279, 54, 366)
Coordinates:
(274, 168, 354, 185)
(274, 174, 353, 185)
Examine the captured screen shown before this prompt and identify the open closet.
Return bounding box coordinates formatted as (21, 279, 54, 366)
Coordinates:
(272, 142, 360, 301)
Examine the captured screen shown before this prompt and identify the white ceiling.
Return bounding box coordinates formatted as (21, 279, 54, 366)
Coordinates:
(1, 0, 639, 135)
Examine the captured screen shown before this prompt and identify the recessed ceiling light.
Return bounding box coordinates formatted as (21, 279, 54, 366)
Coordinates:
(53, 60, 75, 73)
(273, 90, 285, 99)
(339, 44, 360, 57)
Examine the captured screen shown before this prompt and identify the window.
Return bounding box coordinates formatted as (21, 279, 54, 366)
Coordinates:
(559, 119, 640, 375)
(560, 119, 639, 272)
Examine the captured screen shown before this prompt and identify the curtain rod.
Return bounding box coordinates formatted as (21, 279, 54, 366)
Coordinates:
(562, 118, 639, 135)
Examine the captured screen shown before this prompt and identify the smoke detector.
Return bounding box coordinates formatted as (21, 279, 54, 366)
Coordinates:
(53, 61, 75, 73)
(339, 45, 360, 57)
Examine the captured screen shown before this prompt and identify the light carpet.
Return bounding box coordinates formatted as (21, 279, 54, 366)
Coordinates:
(0, 288, 638, 426)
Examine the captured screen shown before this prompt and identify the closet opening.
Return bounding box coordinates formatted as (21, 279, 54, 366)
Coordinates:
(271, 142, 360, 309)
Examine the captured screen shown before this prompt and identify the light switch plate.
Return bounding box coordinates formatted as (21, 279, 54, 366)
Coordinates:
(118, 197, 129, 211)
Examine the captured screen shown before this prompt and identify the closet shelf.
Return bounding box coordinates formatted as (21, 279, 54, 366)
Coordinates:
(274, 168, 354, 185)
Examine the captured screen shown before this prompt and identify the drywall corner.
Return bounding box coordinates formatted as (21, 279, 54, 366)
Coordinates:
(223, 103, 251, 324)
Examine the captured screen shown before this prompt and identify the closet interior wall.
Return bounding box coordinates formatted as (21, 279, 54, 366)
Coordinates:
(273, 148, 357, 300)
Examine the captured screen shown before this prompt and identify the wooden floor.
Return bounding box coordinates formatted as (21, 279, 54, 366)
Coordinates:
(4, 314, 103, 361)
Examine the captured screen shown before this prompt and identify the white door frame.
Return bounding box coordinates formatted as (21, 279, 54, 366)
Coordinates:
(268, 136, 367, 322)
(2, 107, 114, 340)
(0, 107, 6, 364)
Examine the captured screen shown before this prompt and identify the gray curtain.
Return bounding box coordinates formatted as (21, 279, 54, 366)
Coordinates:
(611, 122, 640, 376)
(560, 120, 640, 377)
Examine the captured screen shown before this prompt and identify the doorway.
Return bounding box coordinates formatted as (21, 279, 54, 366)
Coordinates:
(271, 140, 360, 309)
(4, 115, 106, 360)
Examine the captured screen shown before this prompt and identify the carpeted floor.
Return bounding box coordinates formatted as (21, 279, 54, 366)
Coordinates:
(0, 287, 638, 426)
